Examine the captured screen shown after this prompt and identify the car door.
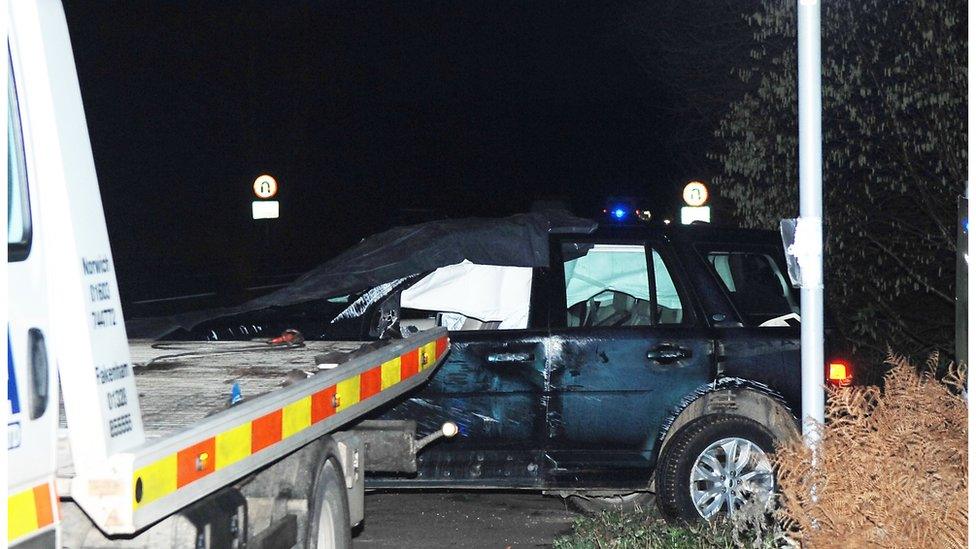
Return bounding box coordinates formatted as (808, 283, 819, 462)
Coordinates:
(369, 267, 551, 488)
(545, 236, 713, 488)
(695, 243, 802, 411)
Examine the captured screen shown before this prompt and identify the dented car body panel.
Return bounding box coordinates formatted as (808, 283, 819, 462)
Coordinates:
(543, 326, 713, 484)
(374, 330, 550, 486)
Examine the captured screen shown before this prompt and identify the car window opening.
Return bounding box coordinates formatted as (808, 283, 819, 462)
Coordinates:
(706, 251, 799, 327)
(398, 260, 533, 332)
(562, 243, 683, 327)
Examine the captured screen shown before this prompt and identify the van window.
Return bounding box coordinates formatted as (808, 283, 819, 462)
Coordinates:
(8, 58, 31, 262)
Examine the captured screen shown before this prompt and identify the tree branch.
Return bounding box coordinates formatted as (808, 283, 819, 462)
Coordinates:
(863, 234, 954, 305)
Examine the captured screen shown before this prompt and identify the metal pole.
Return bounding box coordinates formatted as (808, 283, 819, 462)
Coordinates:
(957, 194, 968, 369)
(797, 0, 825, 445)
(967, 0, 975, 536)
(967, 180, 974, 549)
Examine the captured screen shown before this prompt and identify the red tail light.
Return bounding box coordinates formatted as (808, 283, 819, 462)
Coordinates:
(827, 360, 853, 387)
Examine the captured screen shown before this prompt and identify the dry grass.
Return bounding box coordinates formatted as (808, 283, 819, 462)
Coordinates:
(774, 354, 967, 548)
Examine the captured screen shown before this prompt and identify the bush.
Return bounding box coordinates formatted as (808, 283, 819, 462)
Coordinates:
(774, 354, 968, 548)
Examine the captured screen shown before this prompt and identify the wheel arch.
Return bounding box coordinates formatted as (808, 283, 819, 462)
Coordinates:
(655, 378, 801, 461)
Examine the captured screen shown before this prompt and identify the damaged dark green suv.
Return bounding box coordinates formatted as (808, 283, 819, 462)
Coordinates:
(369, 223, 846, 521)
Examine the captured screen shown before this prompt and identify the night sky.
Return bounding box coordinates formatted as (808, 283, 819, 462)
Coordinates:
(61, 1, 754, 309)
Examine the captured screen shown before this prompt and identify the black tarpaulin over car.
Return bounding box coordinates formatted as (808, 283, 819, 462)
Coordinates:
(127, 211, 596, 338)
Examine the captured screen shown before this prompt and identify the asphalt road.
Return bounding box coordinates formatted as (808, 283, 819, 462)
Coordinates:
(352, 491, 579, 549)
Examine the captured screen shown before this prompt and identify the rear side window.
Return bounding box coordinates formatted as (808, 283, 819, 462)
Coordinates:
(8, 57, 31, 262)
(561, 242, 684, 327)
(705, 251, 798, 326)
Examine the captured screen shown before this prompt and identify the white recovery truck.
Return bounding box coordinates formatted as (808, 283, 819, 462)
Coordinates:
(7, 2, 455, 546)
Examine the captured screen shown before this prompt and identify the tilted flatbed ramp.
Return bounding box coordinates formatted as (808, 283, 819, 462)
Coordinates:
(64, 328, 448, 535)
(129, 339, 372, 439)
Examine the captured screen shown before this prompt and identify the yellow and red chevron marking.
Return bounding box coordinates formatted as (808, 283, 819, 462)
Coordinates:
(7, 481, 58, 544)
(133, 335, 449, 509)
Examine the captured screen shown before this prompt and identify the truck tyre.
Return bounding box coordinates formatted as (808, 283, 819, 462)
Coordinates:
(306, 456, 352, 549)
(655, 414, 776, 523)
(567, 492, 656, 515)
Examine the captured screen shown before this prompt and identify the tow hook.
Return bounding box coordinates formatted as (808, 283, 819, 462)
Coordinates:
(352, 420, 459, 473)
(414, 422, 459, 452)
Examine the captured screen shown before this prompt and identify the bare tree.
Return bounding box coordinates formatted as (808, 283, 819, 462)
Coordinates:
(710, 0, 966, 360)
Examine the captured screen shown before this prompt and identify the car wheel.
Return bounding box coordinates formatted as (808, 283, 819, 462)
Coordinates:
(655, 414, 776, 522)
(567, 492, 656, 515)
(306, 456, 352, 549)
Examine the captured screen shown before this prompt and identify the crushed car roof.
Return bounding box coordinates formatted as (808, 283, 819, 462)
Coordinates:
(127, 210, 596, 338)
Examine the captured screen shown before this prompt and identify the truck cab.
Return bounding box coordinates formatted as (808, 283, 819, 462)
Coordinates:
(8, 19, 59, 544)
(7, 3, 452, 546)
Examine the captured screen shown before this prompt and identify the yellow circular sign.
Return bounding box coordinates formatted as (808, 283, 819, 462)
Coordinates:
(253, 175, 278, 199)
(682, 181, 708, 207)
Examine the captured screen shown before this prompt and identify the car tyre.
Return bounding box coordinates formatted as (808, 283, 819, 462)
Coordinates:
(655, 414, 776, 523)
(306, 456, 352, 549)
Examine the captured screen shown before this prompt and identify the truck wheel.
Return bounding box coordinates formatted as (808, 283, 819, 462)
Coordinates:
(567, 492, 656, 515)
(306, 456, 352, 549)
(655, 415, 776, 522)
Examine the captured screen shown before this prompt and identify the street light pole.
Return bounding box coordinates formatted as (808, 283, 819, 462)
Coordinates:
(797, 0, 825, 445)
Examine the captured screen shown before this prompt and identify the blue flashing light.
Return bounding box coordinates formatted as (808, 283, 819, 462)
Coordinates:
(612, 208, 626, 220)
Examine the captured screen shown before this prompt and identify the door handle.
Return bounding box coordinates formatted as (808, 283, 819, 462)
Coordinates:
(27, 328, 50, 419)
(487, 352, 535, 363)
(646, 345, 691, 364)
